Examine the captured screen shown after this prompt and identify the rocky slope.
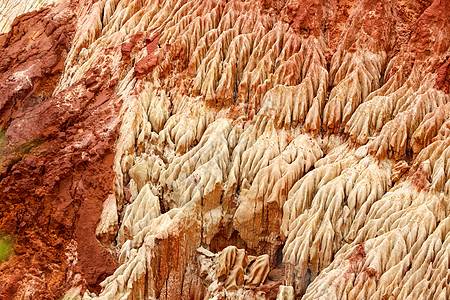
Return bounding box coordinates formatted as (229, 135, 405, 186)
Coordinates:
(0, 0, 449, 299)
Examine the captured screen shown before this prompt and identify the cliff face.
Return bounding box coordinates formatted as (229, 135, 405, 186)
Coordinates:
(0, 0, 449, 299)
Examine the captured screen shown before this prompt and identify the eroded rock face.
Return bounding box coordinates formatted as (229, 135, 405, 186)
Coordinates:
(1, 0, 450, 299)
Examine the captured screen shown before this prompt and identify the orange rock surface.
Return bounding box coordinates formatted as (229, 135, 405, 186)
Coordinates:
(0, 0, 449, 299)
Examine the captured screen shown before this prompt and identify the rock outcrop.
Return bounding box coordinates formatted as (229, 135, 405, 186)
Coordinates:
(0, 0, 450, 299)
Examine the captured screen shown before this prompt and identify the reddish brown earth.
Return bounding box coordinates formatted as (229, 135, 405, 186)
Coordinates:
(0, 6, 72, 130)
(436, 57, 450, 93)
(0, 4, 120, 299)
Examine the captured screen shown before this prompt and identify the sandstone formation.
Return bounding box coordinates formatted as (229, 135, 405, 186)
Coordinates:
(0, 0, 450, 299)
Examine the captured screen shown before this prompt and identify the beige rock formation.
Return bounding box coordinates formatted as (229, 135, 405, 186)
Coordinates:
(79, 0, 450, 298)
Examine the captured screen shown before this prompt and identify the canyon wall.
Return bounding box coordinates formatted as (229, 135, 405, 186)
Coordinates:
(0, 0, 449, 299)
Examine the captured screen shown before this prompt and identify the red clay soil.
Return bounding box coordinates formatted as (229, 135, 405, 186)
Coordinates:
(436, 57, 450, 94)
(134, 33, 161, 78)
(0, 6, 72, 130)
(0, 4, 120, 299)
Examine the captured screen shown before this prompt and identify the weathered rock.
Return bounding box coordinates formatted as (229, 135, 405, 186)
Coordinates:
(1, 0, 450, 299)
